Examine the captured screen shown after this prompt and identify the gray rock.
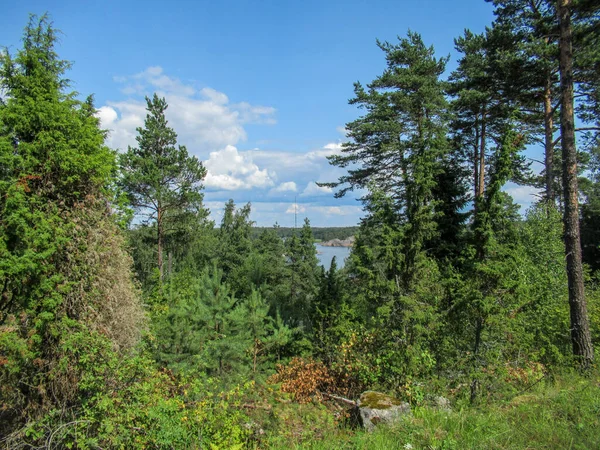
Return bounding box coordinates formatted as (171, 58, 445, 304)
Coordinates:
(357, 391, 411, 431)
(433, 396, 451, 411)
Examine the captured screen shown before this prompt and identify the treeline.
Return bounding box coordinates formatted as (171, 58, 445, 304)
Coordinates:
(1, 2, 600, 448)
(250, 226, 359, 242)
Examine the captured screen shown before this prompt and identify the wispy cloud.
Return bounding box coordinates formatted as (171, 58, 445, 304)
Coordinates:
(286, 203, 307, 214)
(503, 183, 542, 212)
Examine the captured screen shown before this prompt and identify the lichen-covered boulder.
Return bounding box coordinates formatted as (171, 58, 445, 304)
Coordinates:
(357, 391, 411, 431)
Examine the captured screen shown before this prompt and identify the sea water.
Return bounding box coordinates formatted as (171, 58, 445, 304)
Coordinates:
(315, 244, 351, 270)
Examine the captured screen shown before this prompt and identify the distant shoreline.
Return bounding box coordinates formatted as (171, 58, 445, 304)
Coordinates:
(317, 236, 355, 248)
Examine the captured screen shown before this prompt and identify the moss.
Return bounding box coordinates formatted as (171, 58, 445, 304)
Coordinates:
(359, 391, 403, 409)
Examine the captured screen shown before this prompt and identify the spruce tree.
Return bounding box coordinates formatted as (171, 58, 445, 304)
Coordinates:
(218, 199, 253, 280)
(312, 256, 343, 361)
(285, 218, 319, 329)
(236, 226, 290, 311)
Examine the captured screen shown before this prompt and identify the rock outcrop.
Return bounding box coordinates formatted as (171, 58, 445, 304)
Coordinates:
(357, 391, 411, 431)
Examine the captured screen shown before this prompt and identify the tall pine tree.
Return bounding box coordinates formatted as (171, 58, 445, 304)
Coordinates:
(119, 94, 206, 282)
(324, 32, 451, 288)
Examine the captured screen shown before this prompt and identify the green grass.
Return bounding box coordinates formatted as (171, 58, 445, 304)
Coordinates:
(264, 373, 600, 449)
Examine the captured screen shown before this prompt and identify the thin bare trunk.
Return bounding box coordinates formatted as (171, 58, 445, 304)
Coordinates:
(478, 108, 487, 199)
(557, 0, 594, 368)
(474, 115, 480, 199)
(544, 75, 555, 203)
(157, 206, 164, 282)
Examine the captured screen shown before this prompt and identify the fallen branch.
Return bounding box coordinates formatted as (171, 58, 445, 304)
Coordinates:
(320, 392, 357, 407)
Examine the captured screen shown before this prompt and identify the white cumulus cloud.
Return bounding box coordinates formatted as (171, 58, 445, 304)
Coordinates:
(204, 145, 275, 190)
(305, 142, 344, 161)
(286, 203, 307, 214)
(95, 102, 145, 150)
(199, 87, 229, 105)
(271, 181, 297, 193)
(99, 66, 276, 153)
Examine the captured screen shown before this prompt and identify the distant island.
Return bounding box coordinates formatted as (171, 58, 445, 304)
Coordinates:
(318, 236, 355, 247)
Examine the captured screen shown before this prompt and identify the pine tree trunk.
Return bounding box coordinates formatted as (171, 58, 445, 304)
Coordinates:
(544, 75, 555, 203)
(157, 207, 164, 282)
(557, 0, 594, 368)
(478, 109, 486, 199)
(474, 115, 480, 199)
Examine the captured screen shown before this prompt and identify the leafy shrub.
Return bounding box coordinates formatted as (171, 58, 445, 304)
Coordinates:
(269, 357, 334, 403)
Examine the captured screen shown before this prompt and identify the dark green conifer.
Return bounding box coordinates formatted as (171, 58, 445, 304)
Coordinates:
(0, 15, 141, 433)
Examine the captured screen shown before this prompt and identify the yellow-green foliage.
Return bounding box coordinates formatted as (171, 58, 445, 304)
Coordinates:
(587, 277, 600, 346)
(79, 359, 252, 448)
(11, 350, 253, 449)
(258, 400, 340, 449)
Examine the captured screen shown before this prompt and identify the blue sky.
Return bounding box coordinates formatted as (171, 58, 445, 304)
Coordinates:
(2, 0, 541, 226)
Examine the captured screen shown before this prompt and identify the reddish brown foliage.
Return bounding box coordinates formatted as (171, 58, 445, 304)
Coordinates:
(269, 357, 335, 403)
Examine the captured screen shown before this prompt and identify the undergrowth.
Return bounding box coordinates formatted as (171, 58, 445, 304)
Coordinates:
(265, 371, 600, 450)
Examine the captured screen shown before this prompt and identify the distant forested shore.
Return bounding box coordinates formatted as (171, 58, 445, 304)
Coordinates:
(251, 226, 358, 242)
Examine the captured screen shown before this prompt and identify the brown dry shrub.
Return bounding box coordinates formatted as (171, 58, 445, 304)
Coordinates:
(269, 357, 334, 403)
(84, 215, 145, 350)
(63, 198, 146, 351)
